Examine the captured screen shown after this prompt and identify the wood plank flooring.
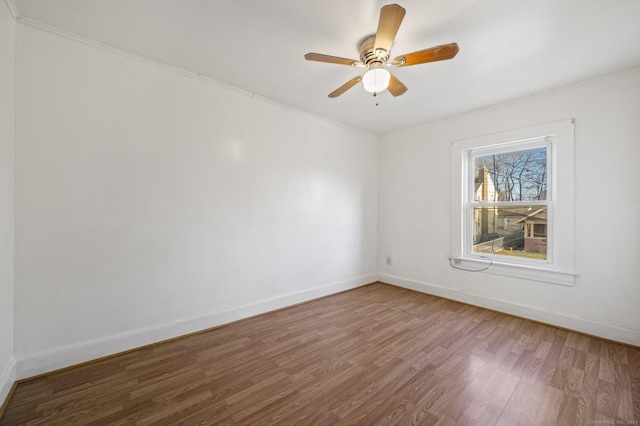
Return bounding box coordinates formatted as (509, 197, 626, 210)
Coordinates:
(2, 283, 639, 425)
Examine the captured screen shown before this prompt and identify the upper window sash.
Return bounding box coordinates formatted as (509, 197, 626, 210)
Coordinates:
(465, 137, 552, 204)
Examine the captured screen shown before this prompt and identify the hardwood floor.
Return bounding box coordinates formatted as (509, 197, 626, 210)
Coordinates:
(1, 283, 639, 425)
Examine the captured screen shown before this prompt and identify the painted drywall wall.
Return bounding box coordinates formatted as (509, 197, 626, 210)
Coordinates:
(379, 68, 640, 345)
(14, 23, 379, 378)
(0, 0, 16, 406)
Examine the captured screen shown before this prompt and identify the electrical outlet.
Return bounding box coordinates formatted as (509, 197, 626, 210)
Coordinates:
(386, 256, 392, 266)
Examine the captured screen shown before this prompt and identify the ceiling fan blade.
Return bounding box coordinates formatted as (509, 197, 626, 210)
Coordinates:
(387, 73, 407, 97)
(328, 76, 362, 98)
(304, 53, 363, 67)
(374, 4, 406, 54)
(393, 43, 459, 67)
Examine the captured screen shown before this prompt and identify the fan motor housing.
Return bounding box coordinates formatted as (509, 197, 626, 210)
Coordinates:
(358, 35, 388, 67)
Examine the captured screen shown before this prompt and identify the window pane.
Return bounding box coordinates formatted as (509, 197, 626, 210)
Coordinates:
(472, 205, 547, 260)
(473, 146, 547, 201)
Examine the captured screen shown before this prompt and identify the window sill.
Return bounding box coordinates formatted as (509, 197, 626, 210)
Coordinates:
(449, 256, 576, 286)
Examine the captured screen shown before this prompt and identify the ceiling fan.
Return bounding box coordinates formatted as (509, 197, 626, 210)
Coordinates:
(304, 3, 459, 100)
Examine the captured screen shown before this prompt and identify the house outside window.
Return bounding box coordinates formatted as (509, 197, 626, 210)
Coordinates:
(450, 119, 576, 286)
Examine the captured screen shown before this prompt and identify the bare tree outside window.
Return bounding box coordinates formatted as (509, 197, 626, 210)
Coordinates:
(474, 146, 547, 202)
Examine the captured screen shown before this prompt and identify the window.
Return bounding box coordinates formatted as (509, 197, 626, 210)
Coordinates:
(450, 119, 576, 286)
(467, 141, 550, 263)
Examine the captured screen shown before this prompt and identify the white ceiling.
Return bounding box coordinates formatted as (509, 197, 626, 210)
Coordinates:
(13, 0, 640, 135)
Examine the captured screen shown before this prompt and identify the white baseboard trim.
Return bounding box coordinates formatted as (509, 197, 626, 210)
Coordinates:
(0, 357, 16, 409)
(379, 274, 640, 347)
(16, 274, 377, 380)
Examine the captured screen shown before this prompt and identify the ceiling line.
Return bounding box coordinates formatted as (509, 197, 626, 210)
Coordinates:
(3, 0, 19, 20)
(383, 66, 640, 138)
(15, 15, 377, 138)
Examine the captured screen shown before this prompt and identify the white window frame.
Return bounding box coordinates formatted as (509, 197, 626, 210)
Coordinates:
(450, 119, 576, 286)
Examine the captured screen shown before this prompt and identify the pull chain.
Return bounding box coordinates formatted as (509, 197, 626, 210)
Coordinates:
(373, 91, 379, 107)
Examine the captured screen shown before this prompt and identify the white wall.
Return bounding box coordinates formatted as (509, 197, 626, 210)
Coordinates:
(379, 68, 640, 346)
(14, 24, 379, 378)
(0, 0, 16, 406)
(8, 10, 639, 388)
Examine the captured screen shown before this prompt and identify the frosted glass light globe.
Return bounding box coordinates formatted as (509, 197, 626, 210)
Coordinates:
(362, 68, 391, 93)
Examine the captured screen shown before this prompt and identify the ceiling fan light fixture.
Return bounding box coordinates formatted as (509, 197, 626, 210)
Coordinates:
(304, 4, 458, 99)
(362, 68, 391, 93)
